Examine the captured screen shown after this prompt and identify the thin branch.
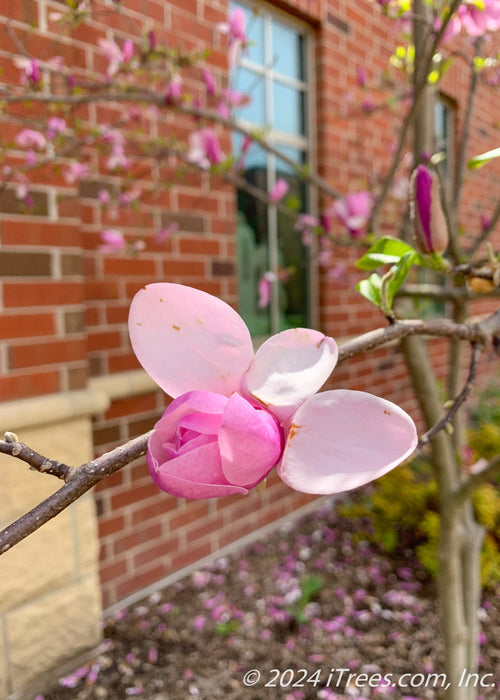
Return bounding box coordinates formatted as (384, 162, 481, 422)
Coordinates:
(0, 434, 73, 481)
(0, 431, 151, 555)
(467, 196, 500, 257)
(417, 342, 482, 449)
(0, 89, 341, 200)
(368, 0, 463, 231)
(4, 305, 500, 555)
(453, 36, 483, 212)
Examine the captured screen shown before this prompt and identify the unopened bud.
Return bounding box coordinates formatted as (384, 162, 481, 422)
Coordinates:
(411, 165, 449, 256)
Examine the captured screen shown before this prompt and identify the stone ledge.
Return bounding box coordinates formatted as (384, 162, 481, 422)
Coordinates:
(0, 370, 158, 432)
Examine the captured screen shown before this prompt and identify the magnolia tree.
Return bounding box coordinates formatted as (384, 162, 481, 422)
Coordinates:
(1, 1, 500, 699)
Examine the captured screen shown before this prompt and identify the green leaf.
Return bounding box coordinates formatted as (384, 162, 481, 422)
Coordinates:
(468, 147, 500, 170)
(386, 251, 417, 304)
(356, 236, 418, 270)
(357, 273, 382, 307)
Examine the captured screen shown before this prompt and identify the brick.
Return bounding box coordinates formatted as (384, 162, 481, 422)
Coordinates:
(61, 254, 83, 276)
(0, 371, 59, 402)
(0, 251, 52, 277)
(9, 338, 87, 369)
(98, 515, 126, 539)
(64, 310, 86, 334)
(115, 563, 167, 600)
(3, 282, 82, 307)
(0, 221, 82, 247)
(93, 424, 121, 447)
(133, 537, 179, 569)
(67, 365, 89, 390)
(161, 212, 206, 233)
(0, 190, 48, 216)
(105, 394, 157, 420)
(211, 259, 234, 276)
(0, 313, 55, 340)
(110, 482, 160, 511)
(112, 522, 163, 555)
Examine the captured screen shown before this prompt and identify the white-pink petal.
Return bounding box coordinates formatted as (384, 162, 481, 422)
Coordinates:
(242, 328, 338, 424)
(129, 283, 254, 398)
(278, 389, 417, 494)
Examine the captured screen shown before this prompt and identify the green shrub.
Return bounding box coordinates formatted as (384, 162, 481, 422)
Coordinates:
(340, 462, 500, 589)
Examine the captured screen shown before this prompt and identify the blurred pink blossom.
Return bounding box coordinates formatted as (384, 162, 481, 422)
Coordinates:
(187, 128, 224, 169)
(269, 178, 289, 203)
(15, 129, 46, 150)
(98, 229, 126, 253)
(333, 191, 373, 238)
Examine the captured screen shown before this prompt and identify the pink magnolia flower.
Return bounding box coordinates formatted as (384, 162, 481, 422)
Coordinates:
(165, 74, 183, 103)
(98, 38, 132, 77)
(333, 191, 373, 238)
(98, 229, 126, 253)
(155, 222, 179, 244)
(47, 117, 67, 139)
(15, 129, 46, 150)
(13, 57, 41, 87)
(202, 68, 216, 96)
(128, 283, 417, 499)
(63, 161, 89, 184)
(187, 128, 224, 169)
(269, 178, 289, 203)
(217, 7, 248, 69)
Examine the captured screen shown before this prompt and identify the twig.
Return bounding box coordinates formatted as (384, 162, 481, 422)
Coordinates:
(417, 342, 482, 449)
(0, 431, 151, 554)
(467, 196, 500, 258)
(0, 434, 73, 481)
(4, 305, 500, 555)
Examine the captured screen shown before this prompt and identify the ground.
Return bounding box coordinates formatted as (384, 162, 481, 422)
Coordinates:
(39, 496, 499, 700)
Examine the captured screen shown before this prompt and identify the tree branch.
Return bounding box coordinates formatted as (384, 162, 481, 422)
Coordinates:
(417, 342, 482, 449)
(0, 431, 151, 554)
(3, 304, 500, 555)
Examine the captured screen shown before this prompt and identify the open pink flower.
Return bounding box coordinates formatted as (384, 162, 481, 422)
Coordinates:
(129, 284, 417, 499)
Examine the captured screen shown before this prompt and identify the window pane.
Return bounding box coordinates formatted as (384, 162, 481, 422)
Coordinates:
(272, 82, 305, 135)
(233, 67, 266, 125)
(276, 151, 308, 329)
(272, 21, 304, 81)
(236, 155, 272, 335)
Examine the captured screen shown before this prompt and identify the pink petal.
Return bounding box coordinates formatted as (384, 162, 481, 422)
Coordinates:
(129, 284, 253, 398)
(148, 440, 248, 499)
(242, 329, 338, 423)
(218, 393, 282, 486)
(278, 390, 417, 494)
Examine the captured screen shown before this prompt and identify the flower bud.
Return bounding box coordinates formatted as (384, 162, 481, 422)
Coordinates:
(411, 165, 449, 255)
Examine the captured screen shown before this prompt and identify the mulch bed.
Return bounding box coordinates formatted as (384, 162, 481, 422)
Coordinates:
(39, 496, 499, 700)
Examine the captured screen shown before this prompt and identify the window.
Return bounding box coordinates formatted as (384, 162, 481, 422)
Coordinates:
(434, 95, 456, 188)
(231, 1, 313, 336)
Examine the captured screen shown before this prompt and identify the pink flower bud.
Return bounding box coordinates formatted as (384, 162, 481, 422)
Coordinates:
(411, 165, 448, 255)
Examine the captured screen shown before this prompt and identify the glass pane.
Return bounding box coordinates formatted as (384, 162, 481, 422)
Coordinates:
(275, 151, 308, 329)
(236, 161, 272, 336)
(272, 82, 305, 135)
(232, 67, 266, 125)
(272, 21, 304, 81)
(231, 2, 264, 65)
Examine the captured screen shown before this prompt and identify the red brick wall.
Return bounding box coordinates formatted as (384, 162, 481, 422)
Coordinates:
(1, 0, 500, 609)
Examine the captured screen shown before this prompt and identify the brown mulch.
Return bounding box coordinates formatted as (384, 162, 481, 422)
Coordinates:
(39, 496, 499, 700)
